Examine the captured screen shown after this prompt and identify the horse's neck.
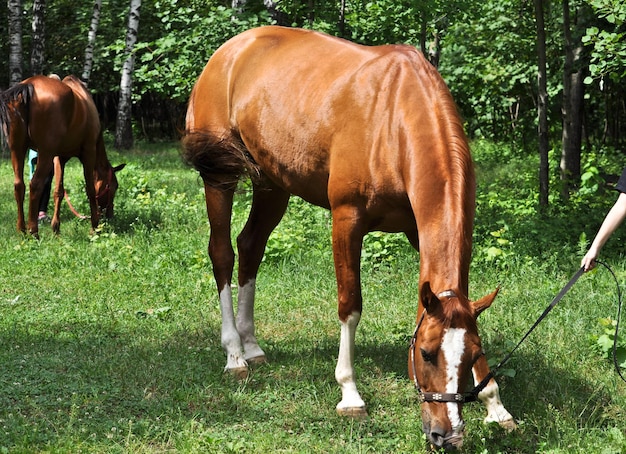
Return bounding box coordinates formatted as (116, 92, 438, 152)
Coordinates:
(416, 195, 473, 296)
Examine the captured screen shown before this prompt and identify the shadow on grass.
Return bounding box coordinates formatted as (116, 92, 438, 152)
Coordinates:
(0, 316, 620, 452)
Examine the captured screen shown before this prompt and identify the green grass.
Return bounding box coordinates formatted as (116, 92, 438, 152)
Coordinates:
(0, 141, 625, 453)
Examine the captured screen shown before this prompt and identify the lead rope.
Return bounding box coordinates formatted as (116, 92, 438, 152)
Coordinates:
(595, 260, 626, 385)
(471, 266, 586, 396)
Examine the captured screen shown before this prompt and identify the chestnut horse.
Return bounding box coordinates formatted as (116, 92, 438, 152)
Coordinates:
(0, 74, 124, 237)
(182, 26, 515, 449)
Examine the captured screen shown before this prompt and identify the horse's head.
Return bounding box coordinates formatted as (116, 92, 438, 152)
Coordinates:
(95, 163, 126, 218)
(409, 283, 499, 450)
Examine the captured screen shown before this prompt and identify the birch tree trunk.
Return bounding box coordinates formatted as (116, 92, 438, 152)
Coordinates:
(8, 0, 23, 86)
(114, 0, 141, 150)
(31, 0, 45, 75)
(82, 0, 102, 85)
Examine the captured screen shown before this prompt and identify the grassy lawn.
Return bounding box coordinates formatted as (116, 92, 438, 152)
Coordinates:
(0, 141, 625, 453)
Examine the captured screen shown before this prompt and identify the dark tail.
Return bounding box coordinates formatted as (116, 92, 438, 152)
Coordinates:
(181, 130, 261, 189)
(0, 82, 33, 148)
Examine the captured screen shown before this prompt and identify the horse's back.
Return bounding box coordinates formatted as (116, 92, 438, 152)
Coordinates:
(22, 75, 100, 155)
(188, 26, 468, 230)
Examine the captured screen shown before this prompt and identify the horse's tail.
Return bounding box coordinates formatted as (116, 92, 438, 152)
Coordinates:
(0, 82, 33, 149)
(181, 129, 261, 189)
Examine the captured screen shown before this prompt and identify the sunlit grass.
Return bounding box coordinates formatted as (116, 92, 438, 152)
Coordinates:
(0, 142, 625, 452)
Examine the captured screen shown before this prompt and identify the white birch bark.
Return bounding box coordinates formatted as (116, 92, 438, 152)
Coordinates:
(8, 0, 23, 86)
(82, 0, 102, 85)
(114, 0, 141, 150)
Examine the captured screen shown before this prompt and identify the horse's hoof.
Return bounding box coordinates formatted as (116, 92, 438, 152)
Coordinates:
(498, 418, 517, 432)
(225, 366, 249, 380)
(336, 406, 368, 419)
(246, 355, 267, 366)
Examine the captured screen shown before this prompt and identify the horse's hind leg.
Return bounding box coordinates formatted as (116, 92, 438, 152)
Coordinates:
(28, 155, 55, 237)
(236, 185, 290, 365)
(10, 143, 27, 234)
(204, 183, 248, 377)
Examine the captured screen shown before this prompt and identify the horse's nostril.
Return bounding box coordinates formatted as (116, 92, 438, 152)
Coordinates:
(429, 430, 446, 448)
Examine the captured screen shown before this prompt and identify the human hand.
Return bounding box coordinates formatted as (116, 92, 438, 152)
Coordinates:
(581, 251, 598, 272)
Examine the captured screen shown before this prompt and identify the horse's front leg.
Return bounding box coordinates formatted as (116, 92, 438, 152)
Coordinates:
(331, 204, 367, 417)
(472, 357, 517, 430)
(82, 161, 99, 233)
(51, 157, 65, 234)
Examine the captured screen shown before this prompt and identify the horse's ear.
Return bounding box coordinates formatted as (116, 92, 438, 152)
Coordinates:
(420, 282, 437, 311)
(113, 163, 126, 173)
(471, 287, 500, 318)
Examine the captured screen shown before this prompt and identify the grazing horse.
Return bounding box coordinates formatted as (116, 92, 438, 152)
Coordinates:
(0, 74, 125, 237)
(182, 26, 515, 449)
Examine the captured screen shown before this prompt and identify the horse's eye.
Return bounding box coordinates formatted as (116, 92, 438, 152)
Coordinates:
(420, 348, 435, 363)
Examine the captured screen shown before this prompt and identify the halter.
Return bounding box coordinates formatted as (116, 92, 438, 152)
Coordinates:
(409, 290, 489, 403)
(96, 167, 114, 210)
(411, 267, 591, 404)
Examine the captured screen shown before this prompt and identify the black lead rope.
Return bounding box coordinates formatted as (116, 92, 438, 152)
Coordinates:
(474, 261, 626, 398)
(595, 260, 626, 385)
(469, 266, 586, 400)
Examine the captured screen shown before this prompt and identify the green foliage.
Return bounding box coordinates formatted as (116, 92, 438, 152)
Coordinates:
(440, 0, 540, 142)
(262, 196, 331, 264)
(583, 0, 626, 82)
(345, 0, 422, 45)
(361, 231, 412, 271)
(590, 317, 626, 368)
(133, 2, 272, 102)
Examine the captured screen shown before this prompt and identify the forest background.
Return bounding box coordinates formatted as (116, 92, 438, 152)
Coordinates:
(2, 0, 626, 206)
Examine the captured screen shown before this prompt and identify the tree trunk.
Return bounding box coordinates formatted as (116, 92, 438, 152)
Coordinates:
(30, 0, 45, 75)
(338, 0, 346, 37)
(534, 0, 549, 208)
(560, 0, 586, 199)
(82, 0, 102, 85)
(232, 0, 244, 14)
(8, 0, 23, 86)
(114, 0, 141, 150)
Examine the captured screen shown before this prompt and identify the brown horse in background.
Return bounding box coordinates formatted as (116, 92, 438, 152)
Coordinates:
(182, 26, 515, 449)
(0, 74, 125, 237)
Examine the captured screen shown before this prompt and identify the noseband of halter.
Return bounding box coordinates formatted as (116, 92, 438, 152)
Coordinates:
(409, 290, 489, 404)
(96, 167, 114, 209)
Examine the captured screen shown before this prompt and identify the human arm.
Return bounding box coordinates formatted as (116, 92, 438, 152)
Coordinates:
(581, 192, 626, 271)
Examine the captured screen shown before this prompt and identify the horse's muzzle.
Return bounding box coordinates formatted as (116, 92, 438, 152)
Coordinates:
(424, 422, 464, 451)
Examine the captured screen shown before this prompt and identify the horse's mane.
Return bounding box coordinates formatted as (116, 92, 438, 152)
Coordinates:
(424, 67, 476, 290)
(0, 83, 33, 149)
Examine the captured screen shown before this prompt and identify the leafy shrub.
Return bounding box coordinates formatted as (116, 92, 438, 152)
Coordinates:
(361, 231, 412, 271)
(590, 317, 626, 369)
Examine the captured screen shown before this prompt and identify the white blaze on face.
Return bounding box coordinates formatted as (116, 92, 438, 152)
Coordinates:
(441, 328, 466, 431)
